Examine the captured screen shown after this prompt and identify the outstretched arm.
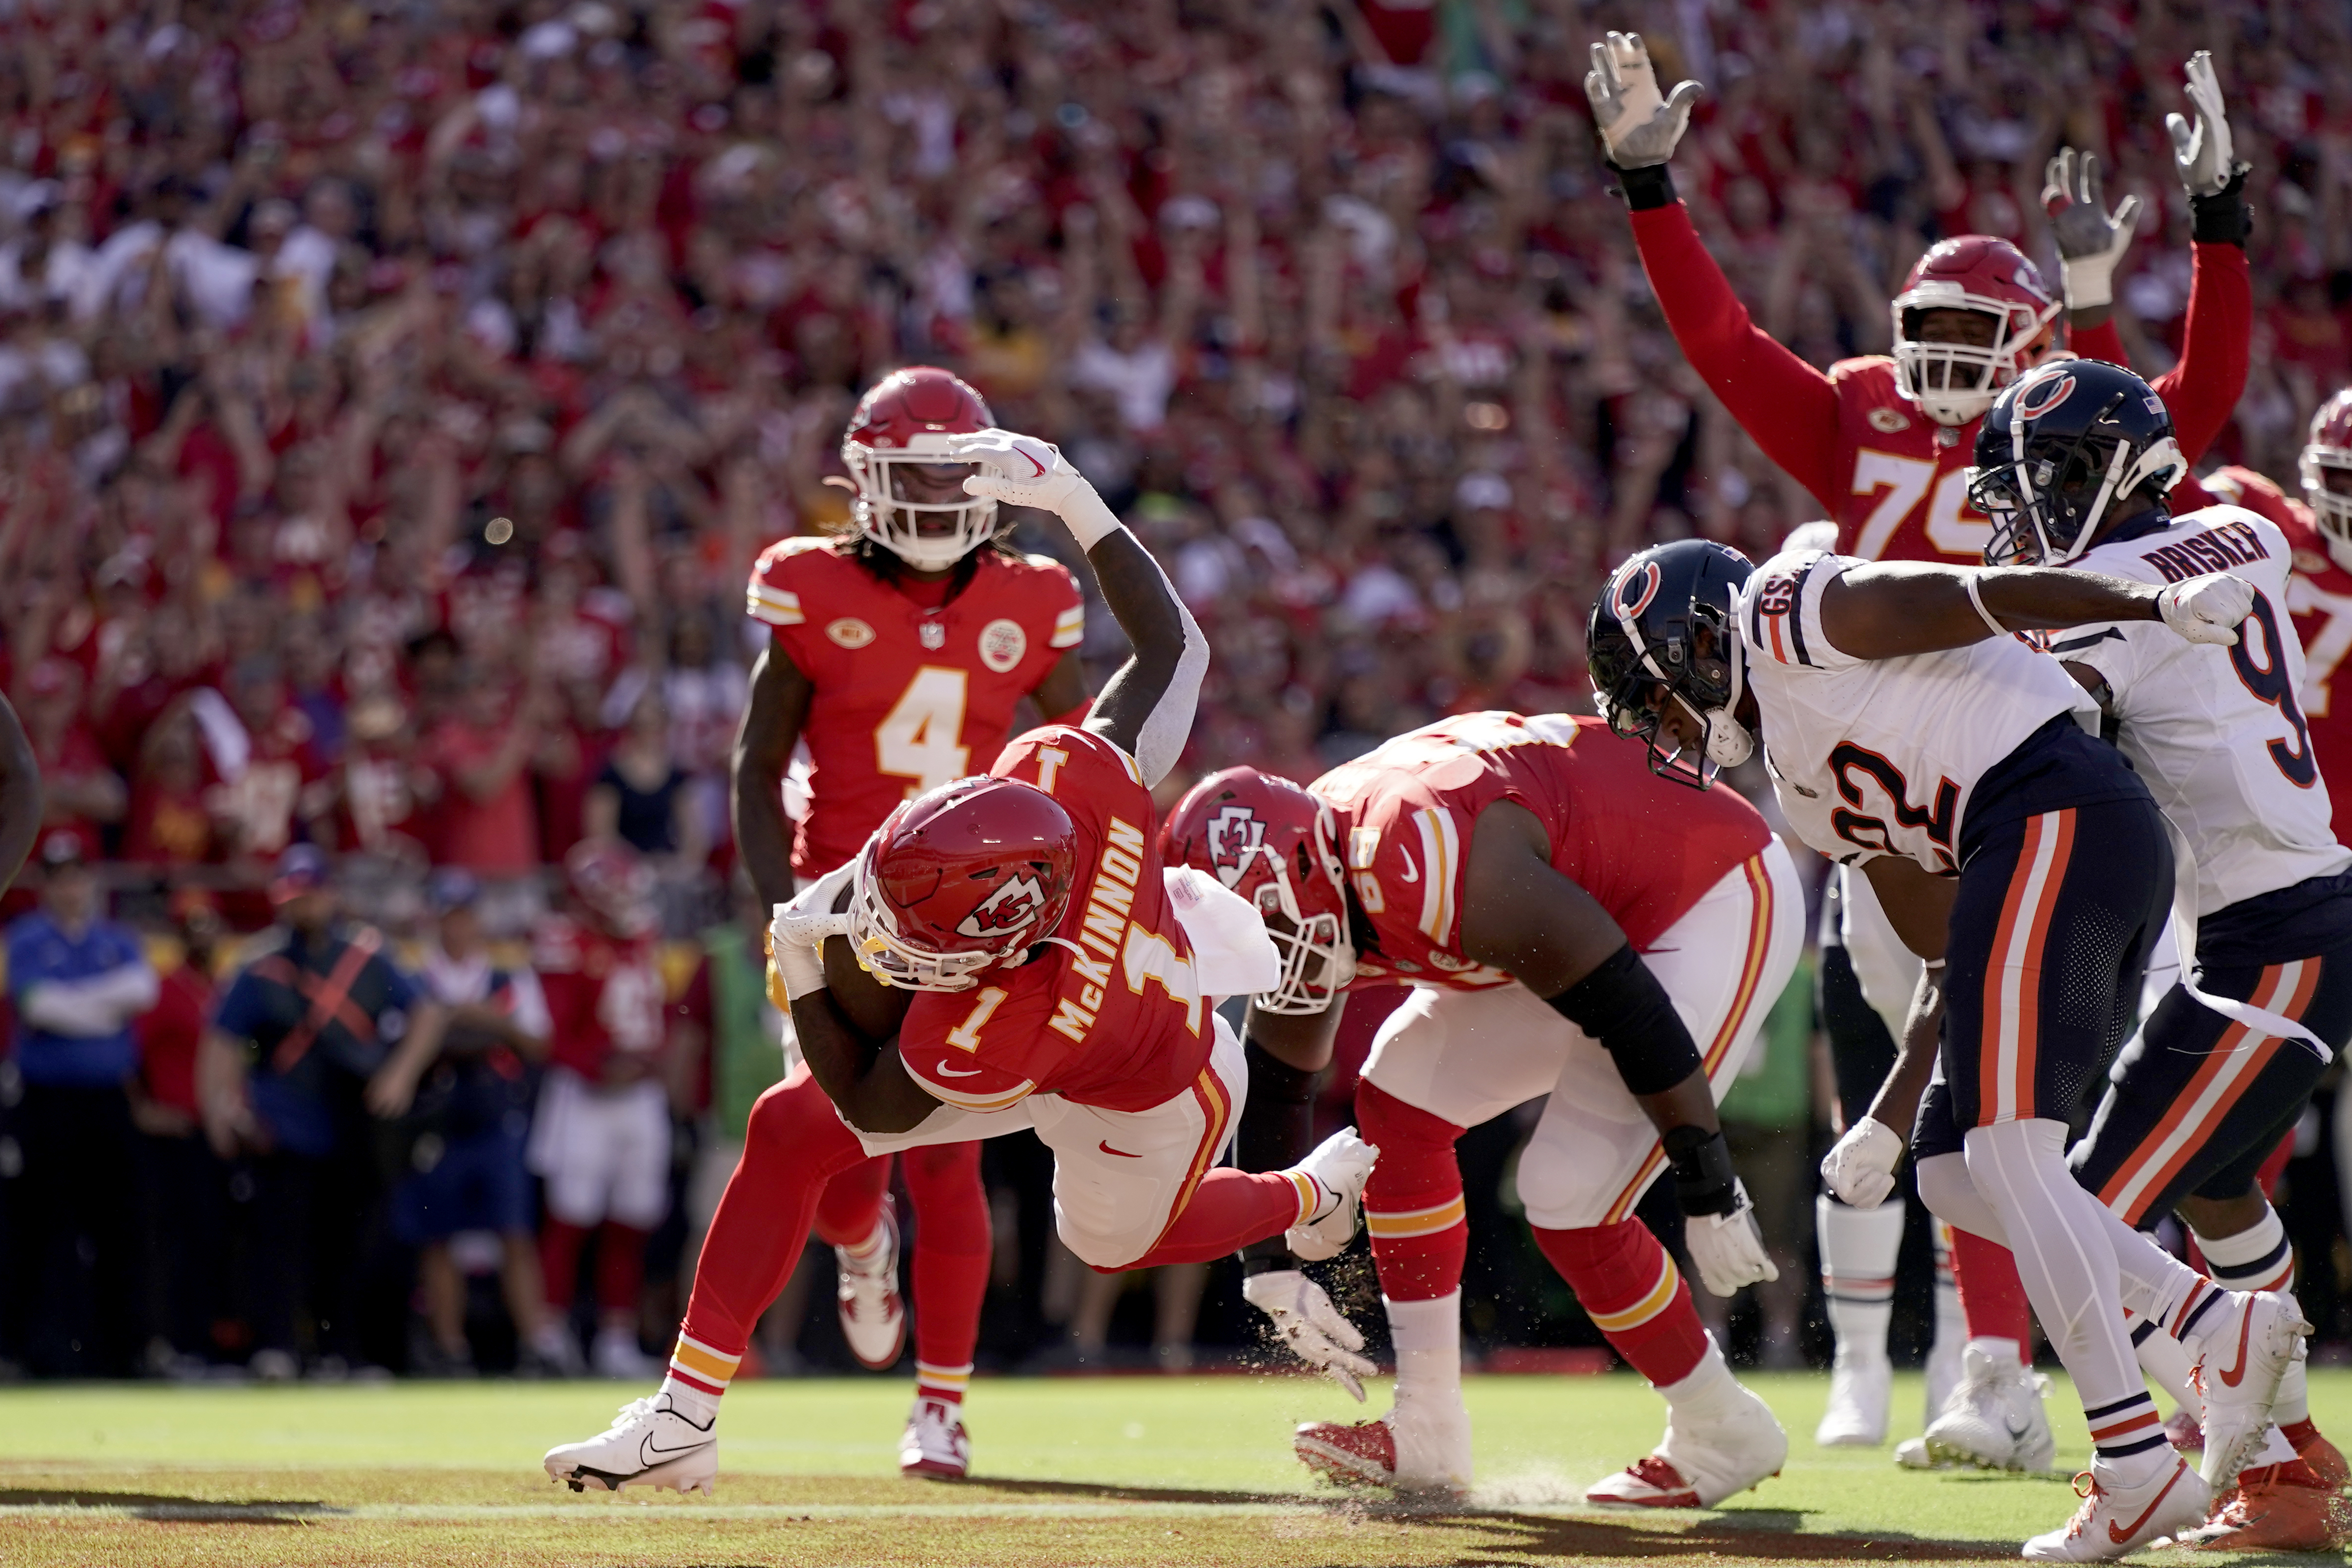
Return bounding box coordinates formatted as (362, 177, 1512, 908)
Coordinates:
(1819, 559, 2251, 659)
(951, 430, 1207, 785)
(0, 694, 38, 894)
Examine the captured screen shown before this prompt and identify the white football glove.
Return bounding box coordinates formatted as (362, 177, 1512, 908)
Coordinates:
(1584, 31, 1702, 170)
(1241, 1268, 1376, 1402)
(1683, 1179, 1779, 1298)
(2156, 571, 2254, 646)
(2043, 149, 2142, 312)
(1819, 1116, 1906, 1209)
(2167, 51, 2236, 199)
(766, 862, 857, 1004)
(946, 427, 1120, 550)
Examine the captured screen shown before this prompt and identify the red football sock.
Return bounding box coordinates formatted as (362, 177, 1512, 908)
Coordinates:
(1950, 1227, 2034, 1348)
(814, 1153, 893, 1251)
(595, 1222, 649, 1317)
(1356, 1079, 1469, 1302)
(1111, 1169, 1308, 1269)
(1534, 1220, 1709, 1388)
(538, 1218, 590, 1312)
(903, 1140, 990, 1403)
(679, 1067, 872, 1358)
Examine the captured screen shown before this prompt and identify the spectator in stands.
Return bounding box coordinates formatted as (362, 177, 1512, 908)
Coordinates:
(395, 869, 557, 1378)
(423, 666, 552, 933)
(198, 846, 448, 1379)
(131, 890, 228, 1376)
(3, 834, 158, 1376)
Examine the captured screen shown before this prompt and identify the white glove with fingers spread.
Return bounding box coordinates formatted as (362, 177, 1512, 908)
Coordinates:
(1584, 31, 1702, 170)
(948, 427, 1121, 550)
(1820, 1116, 1906, 1209)
(2043, 149, 2142, 311)
(2157, 572, 2254, 645)
(1683, 1180, 1779, 1298)
(1241, 1268, 1375, 1402)
(2167, 50, 2236, 198)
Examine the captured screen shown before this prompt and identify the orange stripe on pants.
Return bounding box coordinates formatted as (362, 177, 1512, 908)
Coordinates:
(1980, 810, 2075, 1124)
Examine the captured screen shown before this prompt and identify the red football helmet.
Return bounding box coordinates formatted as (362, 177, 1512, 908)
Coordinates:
(566, 838, 655, 937)
(1889, 236, 2062, 427)
(842, 366, 999, 572)
(849, 775, 1078, 991)
(1159, 767, 1352, 1014)
(2301, 388, 2352, 550)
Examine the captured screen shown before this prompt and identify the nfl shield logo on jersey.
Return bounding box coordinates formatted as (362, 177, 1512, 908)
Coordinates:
(957, 874, 1047, 938)
(919, 620, 947, 650)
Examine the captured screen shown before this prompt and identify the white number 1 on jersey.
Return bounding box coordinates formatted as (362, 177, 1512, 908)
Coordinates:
(876, 667, 971, 796)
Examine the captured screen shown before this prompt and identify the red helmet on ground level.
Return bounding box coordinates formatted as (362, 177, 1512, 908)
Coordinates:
(1890, 235, 2062, 428)
(1159, 767, 1352, 1014)
(2302, 388, 2352, 551)
(849, 775, 1078, 991)
(841, 366, 999, 572)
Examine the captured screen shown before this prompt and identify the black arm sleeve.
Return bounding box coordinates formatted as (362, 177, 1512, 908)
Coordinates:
(1233, 1036, 1321, 1275)
(1545, 943, 1702, 1096)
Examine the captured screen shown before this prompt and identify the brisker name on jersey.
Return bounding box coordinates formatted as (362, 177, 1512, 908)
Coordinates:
(2141, 518, 2271, 584)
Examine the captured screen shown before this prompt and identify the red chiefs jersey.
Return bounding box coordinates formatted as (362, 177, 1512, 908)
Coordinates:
(532, 915, 670, 1078)
(747, 536, 1085, 877)
(1627, 202, 2250, 565)
(1309, 713, 1771, 990)
(895, 728, 1211, 1115)
(2201, 464, 2352, 845)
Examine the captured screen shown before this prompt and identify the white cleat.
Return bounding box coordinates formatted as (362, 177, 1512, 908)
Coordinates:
(1816, 1353, 1891, 1447)
(2021, 1456, 2208, 1561)
(1893, 1436, 1954, 1470)
(836, 1195, 908, 1371)
(899, 1397, 971, 1479)
(1919, 1344, 2055, 1472)
(1284, 1127, 1380, 1261)
(1294, 1392, 1473, 1495)
(1587, 1379, 1787, 1508)
(2189, 1290, 2311, 1494)
(543, 1394, 718, 1495)
(1924, 1329, 1965, 1427)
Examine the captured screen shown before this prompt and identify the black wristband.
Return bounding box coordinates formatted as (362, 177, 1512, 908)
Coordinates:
(2190, 168, 2250, 247)
(1610, 160, 1676, 211)
(1547, 943, 1703, 1095)
(1665, 1125, 1739, 1218)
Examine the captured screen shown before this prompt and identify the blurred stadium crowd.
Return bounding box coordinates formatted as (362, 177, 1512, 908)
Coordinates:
(6, 0, 2352, 1381)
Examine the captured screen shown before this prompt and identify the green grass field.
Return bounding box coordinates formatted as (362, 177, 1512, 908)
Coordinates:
(0, 1368, 2343, 1566)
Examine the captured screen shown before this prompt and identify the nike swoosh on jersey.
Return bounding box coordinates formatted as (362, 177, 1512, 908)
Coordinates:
(2107, 1462, 2189, 1543)
(1098, 1140, 1142, 1158)
(934, 1063, 984, 1078)
(1395, 851, 1419, 884)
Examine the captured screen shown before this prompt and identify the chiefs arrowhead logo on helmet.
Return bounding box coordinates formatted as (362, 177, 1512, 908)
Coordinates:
(956, 874, 1047, 938)
(1204, 805, 1266, 889)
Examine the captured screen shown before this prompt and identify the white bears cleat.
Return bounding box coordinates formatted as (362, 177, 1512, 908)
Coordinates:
(1283, 1127, 1380, 1262)
(2189, 1289, 2311, 1494)
(898, 1397, 970, 1480)
(1587, 1378, 1787, 1508)
(2021, 1456, 2208, 1561)
(1893, 1437, 1955, 1470)
(1294, 1393, 1472, 1496)
(1920, 1344, 2055, 1472)
(543, 1394, 718, 1496)
(836, 1195, 907, 1371)
(1816, 1352, 1891, 1447)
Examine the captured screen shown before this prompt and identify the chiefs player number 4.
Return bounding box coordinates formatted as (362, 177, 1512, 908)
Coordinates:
(876, 667, 972, 797)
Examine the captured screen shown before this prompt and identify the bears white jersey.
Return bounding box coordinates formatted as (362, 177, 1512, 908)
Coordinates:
(1736, 549, 2097, 873)
(2049, 505, 2352, 914)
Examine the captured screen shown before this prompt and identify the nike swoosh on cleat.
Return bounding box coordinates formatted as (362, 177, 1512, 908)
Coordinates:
(2006, 1419, 2032, 1441)
(1098, 1140, 1142, 1158)
(2219, 1306, 2256, 1388)
(2109, 1462, 2189, 1543)
(643, 1437, 715, 1462)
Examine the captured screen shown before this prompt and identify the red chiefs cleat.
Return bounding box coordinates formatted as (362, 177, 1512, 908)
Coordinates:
(2283, 1419, 2349, 1489)
(1586, 1454, 1704, 1508)
(2179, 1459, 2351, 1553)
(1293, 1399, 1471, 1496)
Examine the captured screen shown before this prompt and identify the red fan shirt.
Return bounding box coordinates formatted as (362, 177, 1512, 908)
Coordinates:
(532, 915, 669, 1079)
(895, 728, 1211, 1116)
(746, 536, 1085, 878)
(1311, 713, 1772, 989)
